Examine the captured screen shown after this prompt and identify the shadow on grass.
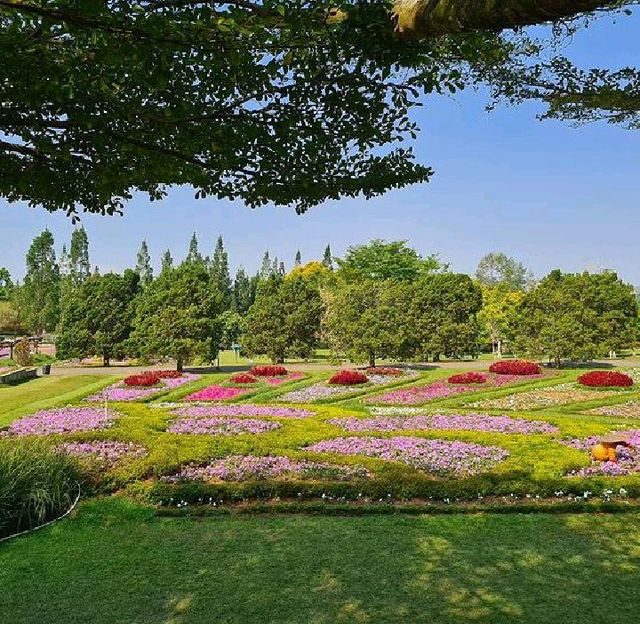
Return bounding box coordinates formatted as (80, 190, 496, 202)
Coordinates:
(1, 498, 640, 623)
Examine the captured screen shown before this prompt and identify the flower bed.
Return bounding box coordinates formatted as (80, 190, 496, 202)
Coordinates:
(307, 436, 509, 477)
(263, 372, 304, 385)
(161, 455, 370, 482)
(229, 373, 258, 384)
(167, 417, 281, 435)
(448, 372, 487, 385)
(329, 370, 368, 385)
(87, 373, 200, 402)
(327, 414, 557, 435)
(561, 430, 640, 476)
(250, 365, 288, 377)
(365, 367, 404, 376)
(58, 441, 146, 467)
(489, 360, 542, 375)
(184, 385, 249, 401)
(1, 407, 118, 436)
(171, 404, 315, 419)
(587, 401, 640, 419)
(470, 384, 623, 411)
(578, 371, 634, 388)
(280, 374, 401, 403)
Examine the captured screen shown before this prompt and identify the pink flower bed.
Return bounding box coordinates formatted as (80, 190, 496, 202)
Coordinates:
(167, 417, 281, 435)
(264, 372, 304, 385)
(184, 385, 249, 401)
(87, 373, 200, 402)
(172, 404, 315, 419)
(1, 407, 118, 436)
(58, 441, 146, 467)
(561, 430, 640, 477)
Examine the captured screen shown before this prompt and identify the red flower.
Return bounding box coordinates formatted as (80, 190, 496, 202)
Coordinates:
(329, 370, 369, 385)
(250, 365, 288, 377)
(489, 360, 542, 375)
(448, 372, 487, 385)
(578, 371, 633, 388)
(230, 373, 258, 384)
(123, 370, 183, 386)
(365, 367, 404, 376)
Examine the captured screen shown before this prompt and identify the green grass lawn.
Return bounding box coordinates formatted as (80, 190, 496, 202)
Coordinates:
(1, 497, 640, 623)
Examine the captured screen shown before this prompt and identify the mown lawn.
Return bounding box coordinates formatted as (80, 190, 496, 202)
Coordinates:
(1, 497, 640, 624)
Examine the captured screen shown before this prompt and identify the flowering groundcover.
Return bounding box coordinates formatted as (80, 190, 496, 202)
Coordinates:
(162, 455, 370, 483)
(167, 417, 281, 435)
(307, 436, 509, 477)
(587, 401, 640, 419)
(184, 385, 249, 401)
(1, 407, 118, 436)
(87, 373, 200, 402)
(328, 414, 557, 435)
(58, 441, 146, 467)
(172, 404, 315, 419)
(561, 430, 640, 477)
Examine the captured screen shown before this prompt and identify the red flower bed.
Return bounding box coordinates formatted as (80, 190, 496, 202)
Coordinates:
(123, 370, 183, 386)
(489, 360, 542, 376)
(329, 370, 369, 386)
(448, 372, 487, 385)
(578, 371, 634, 388)
(365, 367, 404, 376)
(229, 373, 258, 384)
(250, 365, 288, 377)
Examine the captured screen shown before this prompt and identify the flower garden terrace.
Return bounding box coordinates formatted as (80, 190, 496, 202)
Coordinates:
(4, 364, 640, 514)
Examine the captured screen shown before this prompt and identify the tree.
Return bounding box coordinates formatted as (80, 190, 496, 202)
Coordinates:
(243, 275, 323, 363)
(0, 1, 628, 216)
(337, 239, 442, 281)
(0, 268, 13, 301)
(135, 240, 153, 287)
(476, 252, 533, 290)
(57, 271, 140, 366)
(131, 263, 223, 371)
(259, 251, 272, 280)
(220, 310, 244, 349)
(185, 232, 203, 266)
(511, 270, 638, 366)
(294, 250, 302, 267)
(68, 227, 91, 286)
(160, 250, 174, 274)
(477, 285, 523, 356)
(231, 267, 256, 315)
(210, 236, 232, 308)
(288, 261, 331, 286)
(17, 230, 60, 334)
(0, 302, 22, 334)
(322, 245, 334, 271)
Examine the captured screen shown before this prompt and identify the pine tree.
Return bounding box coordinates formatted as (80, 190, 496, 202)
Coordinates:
(294, 250, 302, 266)
(322, 244, 333, 270)
(211, 236, 232, 307)
(160, 249, 174, 274)
(186, 232, 202, 264)
(135, 240, 153, 287)
(69, 227, 91, 285)
(259, 251, 272, 280)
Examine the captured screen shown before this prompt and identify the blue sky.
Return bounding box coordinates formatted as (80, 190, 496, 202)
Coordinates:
(1, 11, 638, 285)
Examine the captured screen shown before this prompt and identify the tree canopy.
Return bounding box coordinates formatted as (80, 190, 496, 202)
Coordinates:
(0, 1, 634, 216)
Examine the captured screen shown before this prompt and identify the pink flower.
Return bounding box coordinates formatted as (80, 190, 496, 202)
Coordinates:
(184, 385, 249, 401)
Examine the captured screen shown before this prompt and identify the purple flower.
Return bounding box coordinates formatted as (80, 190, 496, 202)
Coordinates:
(167, 417, 281, 435)
(162, 455, 370, 482)
(328, 414, 557, 434)
(172, 404, 315, 419)
(58, 441, 146, 467)
(87, 374, 200, 402)
(307, 436, 508, 476)
(1, 407, 118, 436)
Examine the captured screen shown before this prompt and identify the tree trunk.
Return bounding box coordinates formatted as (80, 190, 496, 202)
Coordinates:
(176, 358, 183, 372)
(390, 0, 617, 40)
(369, 352, 376, 368)
(103, 354, 110, 367)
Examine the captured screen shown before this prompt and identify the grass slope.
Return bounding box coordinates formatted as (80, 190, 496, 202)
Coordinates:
(1, 498, 640, 624)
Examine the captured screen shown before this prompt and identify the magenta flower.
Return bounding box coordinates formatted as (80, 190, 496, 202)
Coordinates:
(172, 404, 315, 419)
(184, 385, 249, 401)
(167, 417, 281, 435)
(2, 407, 118, 436)
(307, 436, 508, 476)
(87, 373, 200, 402)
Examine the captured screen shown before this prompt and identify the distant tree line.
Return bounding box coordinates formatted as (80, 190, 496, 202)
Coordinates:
(1, 233, 638, 368)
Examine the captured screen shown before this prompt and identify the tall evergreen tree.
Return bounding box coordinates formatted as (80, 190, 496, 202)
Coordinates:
(210, 236, 231, 307)
(259, 251, 272, 280)
(232, 267, 255, 314)
(160, 249, 174, 274)
(185, 232, 202, 265)
(135, 240, 153, 287)
(17, 229, 60, 333)
(322, 244, 334, 270)
(0, 268, 14, 302)
(69, 227, 91, 286)
(294, 250, 302, 267)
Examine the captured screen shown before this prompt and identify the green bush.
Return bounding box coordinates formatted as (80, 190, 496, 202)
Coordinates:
(0, 439, 81, 538)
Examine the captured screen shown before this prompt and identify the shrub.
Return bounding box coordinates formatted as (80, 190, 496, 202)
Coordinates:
(13, 338, 33, 367)
(250, 365, 288, 377)
(329, 370, 369, 385)
(365, 367, 404, 376)
(229, 373, 258, 384)
(578, 371, 634, 388)
(489, 360, 541, 375)
(0, 439, 81, 538)
(448, 372, 487, 384)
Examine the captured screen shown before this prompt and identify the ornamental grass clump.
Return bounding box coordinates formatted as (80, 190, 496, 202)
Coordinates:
(307, 436, 509, 477)
(1, 407, 118, 437)
(161, 455, 370, 483)
(250, 365, 288, 377)
(489, 360, 542, 375)
(0, 438, 81, 538)
(329, 370, 369, 385)
(578, 371, 634, 388)
(167, 417, 281, 435)
(448, 372, 487, 384)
